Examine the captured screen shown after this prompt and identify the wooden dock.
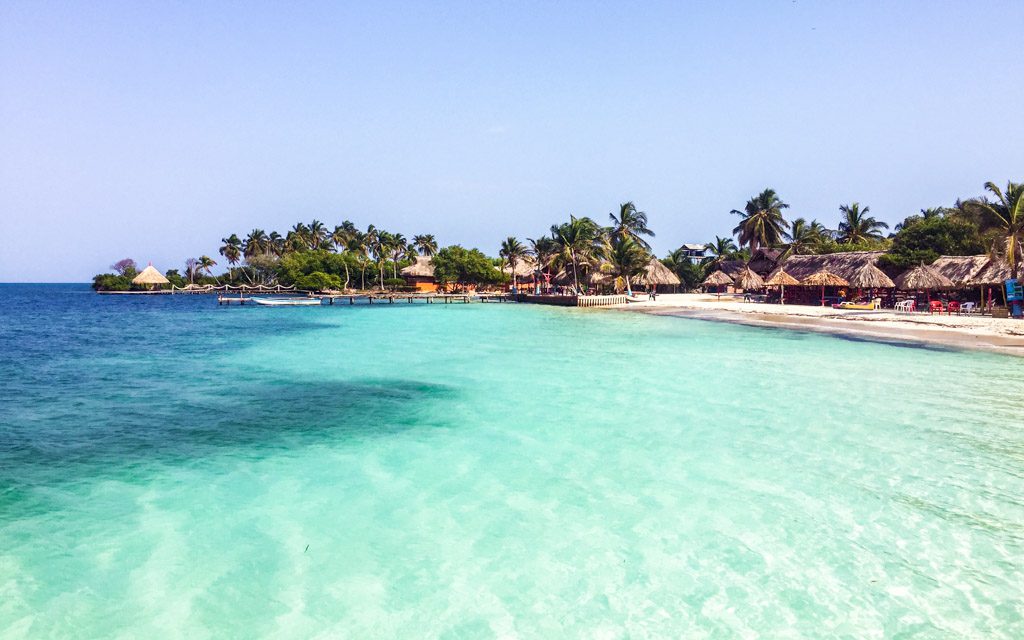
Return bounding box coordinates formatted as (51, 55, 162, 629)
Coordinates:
(516, 294, 627, 307)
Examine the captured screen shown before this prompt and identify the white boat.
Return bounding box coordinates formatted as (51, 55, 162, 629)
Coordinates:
(251, 297, 322, 306)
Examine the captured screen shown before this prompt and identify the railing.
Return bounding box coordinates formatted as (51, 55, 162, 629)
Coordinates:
(576, 294, 627, 307)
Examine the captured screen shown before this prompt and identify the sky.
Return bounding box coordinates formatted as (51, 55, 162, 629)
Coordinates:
(1, 1, 1022, 281)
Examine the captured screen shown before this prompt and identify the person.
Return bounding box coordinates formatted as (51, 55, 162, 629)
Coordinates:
(649, 288, 657, 301)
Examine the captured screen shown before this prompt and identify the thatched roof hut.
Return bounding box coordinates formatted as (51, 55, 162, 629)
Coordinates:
(734, 266, 765, 290)
(500, 256, 538, 279)
(771, 251, 885, 282)
(847, 263, 895, 289)
(717, 259, 747, 278)
(930, 255, 988, 287)
(400, 256, 434, 278)
(132, 265, 170, 286)
(765, 269, 798, 286)
(802, 270, 849, 287)
(894, 263, 954, 290)
(748, 248, 783, 275)
(637, 258, 681, 287)
(967, 257, 1012, 285)
(702, 270, 733, 286)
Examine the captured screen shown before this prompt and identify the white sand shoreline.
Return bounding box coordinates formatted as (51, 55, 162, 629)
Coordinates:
(613, 294, 1024, 357)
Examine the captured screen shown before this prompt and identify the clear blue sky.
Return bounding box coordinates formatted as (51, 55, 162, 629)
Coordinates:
(1, 1, 1021, 281)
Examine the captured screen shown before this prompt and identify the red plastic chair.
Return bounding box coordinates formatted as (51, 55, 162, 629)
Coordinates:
(929, 300, 945, 314)
(946, 301, 960, 315)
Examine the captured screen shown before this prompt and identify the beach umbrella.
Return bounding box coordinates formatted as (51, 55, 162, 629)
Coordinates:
(847, 263, 895, 304)
(765, 269, 798, 305)
(733, 266, 765, 291)
(702, 270, 733, 299)
(894, 263, 954, 305)
(132, 264, 170, 289)
(802, 270, 849, 306)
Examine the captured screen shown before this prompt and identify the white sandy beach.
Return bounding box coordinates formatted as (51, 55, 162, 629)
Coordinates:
(617, 293, 1024, 356)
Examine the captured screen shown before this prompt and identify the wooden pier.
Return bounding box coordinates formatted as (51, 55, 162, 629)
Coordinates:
(516, 294, 627, 307)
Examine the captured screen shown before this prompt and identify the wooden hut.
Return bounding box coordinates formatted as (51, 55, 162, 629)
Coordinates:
(702, 270, 733, 298)
(132, 265, 170, 289)
(400, 256, 437, 292)
(733, 266, 765, 291)
(801, 270, 849, 306)
(765, 269, 798, 304)
(929, 255, 988, 289)
(500, 257, 539, 292)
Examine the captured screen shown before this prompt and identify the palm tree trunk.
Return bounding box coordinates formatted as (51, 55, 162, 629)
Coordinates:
(343, 262, 350, 290)
(571, 250, 580, 293)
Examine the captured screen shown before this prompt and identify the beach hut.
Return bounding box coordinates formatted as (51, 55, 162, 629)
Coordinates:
(132, 265, 170, 289)
(765, 269, 798, 304)
(846, 263, 895, 304)
(400, 256, 437, 292)
(894, 263, 954, 308)
(733, 266, 765, 291)
(702, 270, 732, 299)
(636, 258, 682, 293)
(966, 257, 1012, 309)
(802, 270, 849, 306)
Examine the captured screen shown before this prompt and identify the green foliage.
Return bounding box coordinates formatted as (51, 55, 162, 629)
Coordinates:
(91, 273, 133, 291)
(432, 246, 504, 287)
(294, 271, 342, 291)
(879, 215, 985, 269)
(666, 259, 707, 291)
(164, 269, 186, 288)
(276, 250, 367, 286)
(383, 277, 406, 290)
(816, 237, 891, 255)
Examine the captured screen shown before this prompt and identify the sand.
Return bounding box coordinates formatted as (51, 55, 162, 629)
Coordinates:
(615, 293, 1024, 356)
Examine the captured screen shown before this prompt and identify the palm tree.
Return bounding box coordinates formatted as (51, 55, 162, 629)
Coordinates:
(388, 233, 409, 279)
(198, 255, 217, 277)
(704, 236, 739, 269)
(837, 202, 888, 244)
(308, 220, 327, 250)
(346, 231, 370, 290)
(784, 218, 828, 255)
(244, 229, 269, 258)
(967, 181, 1024, 279)
(608, 201, 655, 249)
(287, 223, 310, 252)
(600, 236, 648, 295)
(551, 216, 602, 293)
(499, 236, 528, 291)
(219, 235, 242, 280)
(331, 222, 357, 289)
(527, 236, 558, 292)
(731, 188, 790, 252)
(412, 234, 438, 257)
(269, 232, 285, 256)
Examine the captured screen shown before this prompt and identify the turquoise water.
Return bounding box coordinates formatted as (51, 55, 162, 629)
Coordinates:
(2, 284, 1023, 638)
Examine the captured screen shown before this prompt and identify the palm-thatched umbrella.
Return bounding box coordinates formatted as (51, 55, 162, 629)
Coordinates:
(894, 263, 953, 306)
(132, 264, 170, 289)
(765, 269, 798, 304)
(702, 270, 733, 299)
(802, 270, 848, 306)
(734, 266, 765, 291)
(847, 263, 895, 303)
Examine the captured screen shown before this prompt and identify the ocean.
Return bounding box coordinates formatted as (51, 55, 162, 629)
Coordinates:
(1, 284, 1022, 637)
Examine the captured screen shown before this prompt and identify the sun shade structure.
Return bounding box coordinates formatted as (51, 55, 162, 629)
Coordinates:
(702, 270, 733, 286)
(801, 270, 849, 287)
(765, 269, 798, 286)
(132, 265, 170, 286)
(733, 266, 765, 290)
(400, 256, 434, 278)
(636, 258, 682, 288)
(894, 263, 954, 290)
(846, 263, 895, 289)
(765, 268, 798, 305)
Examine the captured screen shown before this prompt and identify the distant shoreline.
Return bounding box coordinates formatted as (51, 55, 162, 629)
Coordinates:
(615, 294, 1024, 358)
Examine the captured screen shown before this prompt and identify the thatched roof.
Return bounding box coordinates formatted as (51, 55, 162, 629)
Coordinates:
(132, 265, 170, 285)
(930, 255, 988, 287)
(968, 258, 1012, 285)
(802, 270, 849, 287)
(765, 269, 799, 286)
(702, 270, 733, 286)
(894, 263, 954, 290)
(500, 256, 538, 278)
(637, 258, 681, 286)
(772, 251, 885, 282)
(734, 266, 765, 290)
(400, 256, 434, 278)
(847, 263, 895, 289)
(717, 260, 747, 277)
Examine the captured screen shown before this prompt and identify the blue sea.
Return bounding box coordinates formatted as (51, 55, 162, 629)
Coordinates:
(1, 283, 1022, 638)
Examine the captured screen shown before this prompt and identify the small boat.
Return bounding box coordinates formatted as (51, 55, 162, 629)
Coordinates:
(251, 297, 323, 307)
(625, 295, 648, 303)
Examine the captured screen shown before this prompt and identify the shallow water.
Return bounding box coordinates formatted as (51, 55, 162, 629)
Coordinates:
(2, 284, 1023, 638)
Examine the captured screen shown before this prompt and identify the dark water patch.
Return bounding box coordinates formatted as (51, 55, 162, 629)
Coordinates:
(0, 377, 457, 517)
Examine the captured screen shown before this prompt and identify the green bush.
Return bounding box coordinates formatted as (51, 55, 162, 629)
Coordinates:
(91, 273, 132, 291)
(294, 271, 342, 291)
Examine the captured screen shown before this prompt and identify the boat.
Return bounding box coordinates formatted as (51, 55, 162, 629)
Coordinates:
(251, 297, 323, 306)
